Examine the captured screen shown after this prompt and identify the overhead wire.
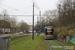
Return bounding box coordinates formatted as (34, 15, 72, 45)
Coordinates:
(19, 5, 32, 11)
(0, 3, 19, 11)
(0, 1, 40, 14)
(24, 6, 33, 14)
(19, 5, 33, 14)
(0, 0, 40, 16)
(50, 0, 56, 10)
(0, 5, 14, 15)
(34, 1, 40, 10)
(0, 5, 5, 9)
(0, 3, 19, 15)
(32, 0, 40, 10)
(0, 3, 32, 13)
(8, 5, 33, 14)
(7, 6, 33, 15)
(0, 5, 17, 15)
(0, 3, 33, 14)
(0, 1, 38, 25)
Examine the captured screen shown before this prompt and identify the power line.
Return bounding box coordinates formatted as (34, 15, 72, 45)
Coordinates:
(7, 6, 39, 15)
(0, 3, 20, 14)
(8, 6, 33, 14)
(0, 14, 57, 16)
(0, 3, 33, 14)
(0, 3, 19, 11)
(32, 0, 40, 10)
(0, 14, 58, 18)
(0, 5, 5, 9)
(0, 5, 15, 13)
(52, 0, 57, 9)
(0, 2, 39, 15)
(19, 5, 32, 11)
(0, 14, 38, 17)
(0, 3, 35, 14)
(0, 5, 18, 15)
(23, 6, 33, 13)
(34, 1, 40, 10)
(12, 5, 33, 14)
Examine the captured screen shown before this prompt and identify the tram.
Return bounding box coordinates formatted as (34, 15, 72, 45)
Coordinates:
(44, 26, 54, 40)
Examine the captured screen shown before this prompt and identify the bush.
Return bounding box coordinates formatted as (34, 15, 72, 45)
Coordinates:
(55, 23, 75, 36)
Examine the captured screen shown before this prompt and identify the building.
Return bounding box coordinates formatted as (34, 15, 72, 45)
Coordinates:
(29, 25, 32, 30)
(28, 25, 36, 34)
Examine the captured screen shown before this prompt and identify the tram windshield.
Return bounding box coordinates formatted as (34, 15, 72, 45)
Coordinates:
(46, 31, 53, 35)
(45, 28, 53, 35)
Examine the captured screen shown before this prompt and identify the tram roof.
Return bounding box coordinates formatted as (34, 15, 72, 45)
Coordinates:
(45, 26, 53, 28)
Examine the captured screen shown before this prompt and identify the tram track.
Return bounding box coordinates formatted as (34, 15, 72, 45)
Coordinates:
(10, 36, 31, 45)
(46, 40, 53, 50)
(46, 40, 66, 50)
(53, 40, 66, 50)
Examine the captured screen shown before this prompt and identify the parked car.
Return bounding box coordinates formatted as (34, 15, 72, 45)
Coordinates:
(20, 32, 23, 35)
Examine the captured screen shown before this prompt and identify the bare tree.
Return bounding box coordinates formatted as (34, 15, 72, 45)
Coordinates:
(43, 10, 58, 25)
(18, 20, 29, 32)
(0, 10, 11, 33)
(57, 0, 75, 26)
(9, 16, 17, 34)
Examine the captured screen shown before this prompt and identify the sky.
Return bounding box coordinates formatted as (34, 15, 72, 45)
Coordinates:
(0, 0, 59, 25)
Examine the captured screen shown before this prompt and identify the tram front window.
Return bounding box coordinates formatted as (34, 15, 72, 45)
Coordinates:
(44, 28, 53, 35)
(46, 30, 53, 35)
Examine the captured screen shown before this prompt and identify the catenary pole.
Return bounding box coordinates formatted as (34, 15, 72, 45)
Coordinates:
(32, 2, 34, 40)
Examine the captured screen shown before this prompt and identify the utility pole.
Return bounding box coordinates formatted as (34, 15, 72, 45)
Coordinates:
(37, 16, 38, 32)
(32, 2, 34, 40)
(58, 4, 61, 27)
(0, 17, 1, 34)
(4, 14, 6, 34)
(39, 11, 41, 24)
(39, 11, 41, 33)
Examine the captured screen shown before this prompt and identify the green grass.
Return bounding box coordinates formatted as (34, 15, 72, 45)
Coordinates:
(10, 35, 31, 44)
(47, 40, 74, 50)
(55, 23, 75, 36)
(48, 40, 64, 50)
(10, 35, 29, 41)
(48, 40, 59, 46)
(10, 35, 48, 50)
(45, 40, 50, 50)
(56, 40, 75, 50)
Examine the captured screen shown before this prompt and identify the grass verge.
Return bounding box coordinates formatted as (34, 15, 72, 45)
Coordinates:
(48, 40, 64, 50)
(10, 35, 48, 50)
(10, 35, 29, 41)
(10, 35, 31, 44)
(56, 40, 75, 50)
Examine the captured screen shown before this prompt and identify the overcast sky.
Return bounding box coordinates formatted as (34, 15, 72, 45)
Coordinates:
(0, 0, 59, 25)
